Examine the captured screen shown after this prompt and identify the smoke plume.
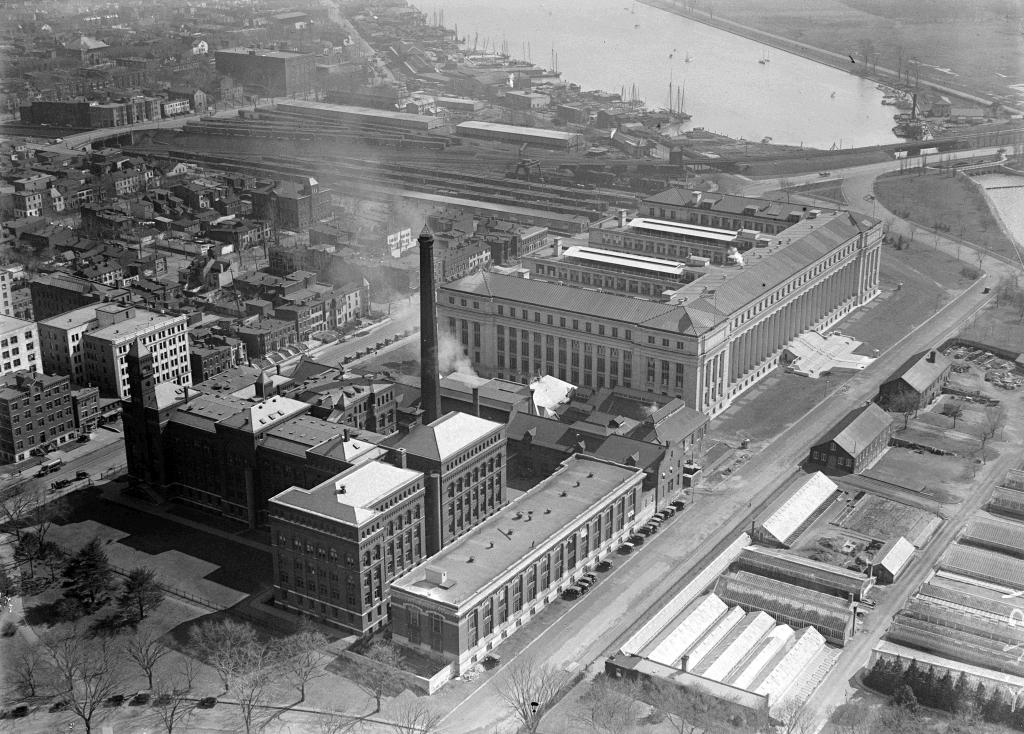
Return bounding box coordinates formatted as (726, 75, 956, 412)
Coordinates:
(438, 331, 478, 377)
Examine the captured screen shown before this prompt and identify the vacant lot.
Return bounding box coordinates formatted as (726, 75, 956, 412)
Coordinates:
(868, 448, 975, 505)
(874, 170, 1018, 262)
(834, 494, 940, 545)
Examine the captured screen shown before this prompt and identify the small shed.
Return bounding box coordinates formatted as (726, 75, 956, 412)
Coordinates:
(872, 536, 915, 583)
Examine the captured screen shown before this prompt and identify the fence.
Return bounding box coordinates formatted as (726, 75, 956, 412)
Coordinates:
(340, 648, 453, 695)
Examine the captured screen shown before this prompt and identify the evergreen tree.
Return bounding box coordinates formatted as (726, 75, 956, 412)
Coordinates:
(899, 659, 921, 696)
(937, 670, 956, 712)
(893, 684, 919, 713)
(865, 658, 888, 692)
(62, 538, 115, 612)
(918, 665, 937, 708)
(117, 567, 164, 621)
(973, 682, 986, 714)
(983, 687, 1009, 724)
(952, 672, 971, 714)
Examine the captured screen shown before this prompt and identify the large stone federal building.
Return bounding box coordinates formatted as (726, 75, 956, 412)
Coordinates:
(438, 192, 882, 417)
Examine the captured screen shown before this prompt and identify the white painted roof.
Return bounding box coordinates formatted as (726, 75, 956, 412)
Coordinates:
(648, 593, 728, 667)
(760, 472, 838, 544)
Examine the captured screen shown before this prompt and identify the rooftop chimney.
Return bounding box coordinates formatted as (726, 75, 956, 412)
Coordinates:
(419, 226, 441, 424)
(472, 386, 481, 417)
(397, 447, 408, 468)
(927, 350, 937, 363)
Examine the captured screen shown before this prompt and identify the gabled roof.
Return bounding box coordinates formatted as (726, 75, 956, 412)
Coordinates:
(876, 536, 914, 576)
(889, 350, 952, 393)
(815, 402, 892, 456)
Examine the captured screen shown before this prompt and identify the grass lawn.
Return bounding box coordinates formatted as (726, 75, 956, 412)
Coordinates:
(55, 487, 272, 596)
(960, 295, 1024, 355)
(874, 170, 1018, 262)
(868, 449, 976, 505)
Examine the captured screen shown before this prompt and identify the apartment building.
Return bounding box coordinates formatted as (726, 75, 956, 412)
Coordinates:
(0, 371, 76, 463)
(0, 316, 41, 377)
(81, 304, 190, 399)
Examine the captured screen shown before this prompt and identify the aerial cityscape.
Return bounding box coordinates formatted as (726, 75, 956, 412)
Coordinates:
(0, 0, 1023, 732)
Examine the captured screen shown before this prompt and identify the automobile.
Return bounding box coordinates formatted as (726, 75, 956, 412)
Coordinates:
(861, 597, 877, 608)
(562, 586, 583, 600)
(670, 500, 686, 510)
(153, 693, 172, 706)
(196, 697, 217, 709)
(628, 534, 645, 546)
(819, 171, 831, 177)
(577, 577, 595, 590)
(49, 700, 70, 713)
(662, 506, 677, 517)
(596, 559, 613, 572)
(582, 572, 598, 584)
(130, 692, 151, 706)
(653, 512, 669, 521)
(105, 694, 125, 708)
(644, 524, 659, 534)
(637, 527, 653, 537)
(863, 194, 875, 201)
(76, 471, 90, 480)
(648, 517, 663, 526)
(77, 434, 91, 443)
(617, 543, 634, 555)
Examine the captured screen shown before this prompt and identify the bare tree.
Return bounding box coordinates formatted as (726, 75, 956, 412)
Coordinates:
(352, 640, 406, 714)
(0, 478, 45, 541)
(124, 629, 173, 689)
(12, 645, 51, 699)
(389, 698, 443, 734)
(639, 679, 728, 734)
(316, 707, 364, 734)
(152, 681, 194, 734)
(41, 630, 123, 734)
(495, 655, 571, 734)
(830, 701, 878, 734)
(273, 621, 329, 702)
(942, 400, 964, 430)
(178, 655, 200, 692)
(233, 642, 278, 734)
(889, 392, 919, 430)
(189, 618, 258, 692)
(775, 699, 818, 734)
(979, 405, 1006, 458)
(573, 675, 642, 734)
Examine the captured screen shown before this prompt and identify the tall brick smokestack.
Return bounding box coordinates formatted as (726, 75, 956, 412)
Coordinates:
(419, 225, 441, 424)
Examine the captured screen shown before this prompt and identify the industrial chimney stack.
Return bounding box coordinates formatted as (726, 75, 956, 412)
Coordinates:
(419, 226, 441, 424)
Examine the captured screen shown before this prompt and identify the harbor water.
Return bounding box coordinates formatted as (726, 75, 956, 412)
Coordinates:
(417, 0, 901, 149)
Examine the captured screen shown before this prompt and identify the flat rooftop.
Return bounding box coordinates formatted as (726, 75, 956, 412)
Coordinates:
(270, 460, 423, 526)
(0, 314, 35, 334)
(276, 99, 440, 124)
(391, 455, 644, 607)
(456, 120, 580, 142)
(218, 47, 312, 59)
(40, 304, 99, 331)
(86, 309, 181, 343)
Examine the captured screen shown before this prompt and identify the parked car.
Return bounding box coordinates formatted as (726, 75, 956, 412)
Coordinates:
(105, 695, 125, 708)
(581, 573, 598, 586)
(617, 543, 635, 555)
(76, 471, 90, 480)
(661, 507, 676, 517)
(130, 692, 151, 706)
(596, 559, 613, 572)
(628, 534, 645, 546)
(49, 700, 70, 713)
(76, 434, 90, 443)
(562, 586, 583, 600)
(637, 527, 653, 537)
(4, 705, 29, 719)
(648, 516, 664, 525)
(196, 697, 217, 709)
(670, 500, 686, 511)
(577, 577, 595, 590)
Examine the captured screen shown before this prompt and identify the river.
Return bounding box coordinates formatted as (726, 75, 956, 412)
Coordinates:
(416, 0, 901, 150)
(975, 173, 1024, 255)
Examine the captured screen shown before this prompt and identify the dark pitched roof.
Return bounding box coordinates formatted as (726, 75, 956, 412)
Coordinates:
(814, 402, 892, 456)
(888, 350, 952, 393)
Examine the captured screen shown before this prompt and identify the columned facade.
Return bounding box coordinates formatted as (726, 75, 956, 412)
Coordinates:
(439, 213, 883, 418)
